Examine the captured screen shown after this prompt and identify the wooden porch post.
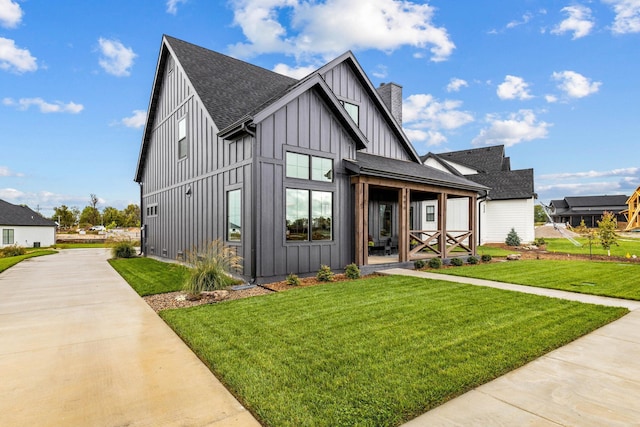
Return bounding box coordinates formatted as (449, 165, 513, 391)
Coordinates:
(469, 195, 477, 255)
(398, 188, 409, 262)
(438, 192, 447, 258)
(354, 180, 369, 266)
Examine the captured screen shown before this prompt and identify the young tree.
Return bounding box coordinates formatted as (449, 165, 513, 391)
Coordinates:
(505, 228, 521, 246)
(102, 206, 123, 228)
(52, 205, 77, 229)
(597, 211, 618, 256)
(122, 204, 141, 227)
(79, 206, 101, 227)
(534, 204, 548, 224)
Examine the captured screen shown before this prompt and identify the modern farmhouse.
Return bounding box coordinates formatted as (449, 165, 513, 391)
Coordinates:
(135, 36, 490, 282)
(0, 199, 56, 248)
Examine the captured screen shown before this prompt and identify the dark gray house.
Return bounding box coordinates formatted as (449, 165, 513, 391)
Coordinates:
(135, 35, 486, 282)
(549, 195, 628, 227)
(422, 145, 536, 244)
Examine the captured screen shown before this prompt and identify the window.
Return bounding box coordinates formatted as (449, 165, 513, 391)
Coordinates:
(286, 152, 333, 182)
(425, 205, 435, 222)
(286, 189, 332, 241)
(146, 204, 158, 217)
(379, 204, 392, 238)
(341, 100, 359, 126)
(227, 189, 242, 241)
(2, 229, 14, 245)
(178, 117, 187, 159)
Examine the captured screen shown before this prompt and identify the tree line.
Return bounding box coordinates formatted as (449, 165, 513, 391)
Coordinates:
(51, 194, 140, 229)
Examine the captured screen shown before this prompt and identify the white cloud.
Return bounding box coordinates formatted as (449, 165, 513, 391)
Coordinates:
(372, 64, 388, 79)
(506, 12, 533, 29)
(551, 5, 595, 39)
(166, 0, 187, 15)
(228, 0, 455, 62)
(404, 128, 447, 146)
(3, 97, 84, 114)
(603, 0, 640, 34)
(0, 37, 37, 73)
(121, 110, 147, 128)
(446, 78, 468, 92)
(545, 94, 558, 103)
(403, 94, 474, 130)
(497, 75, 533, 100)
(0, 0, 22, 28)
(540, 167, 640, 180)
(97, 38, 136, 77)
(552, 70, 601, 98)
(472, 109, 550, 147)
(272, 63, 317, 79)
(0, 166, 24, 177)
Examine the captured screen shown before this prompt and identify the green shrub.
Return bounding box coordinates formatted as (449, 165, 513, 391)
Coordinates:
(467, 255, 479, 265)
(428, 257, 442, 269)
(451, 257, 464, 267)
(505, 228, 521, 246)
(183, 240, 243, 297)
(0, 245, 26, 258)
(481, 254, 492, 263)
(534, 237, 546, 246)
(345, 263, 361, 279)
(111, 241, 136, 258)
(413, 259, 426, 269)
(316, 265, 335, 282)
(286, 273, 300, 286)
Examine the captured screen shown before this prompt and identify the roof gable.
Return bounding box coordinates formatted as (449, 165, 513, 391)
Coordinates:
(0, 199, 56, 227)
(433, 145, 507, 173)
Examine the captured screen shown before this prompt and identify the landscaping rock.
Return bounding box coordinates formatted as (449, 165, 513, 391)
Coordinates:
(507, 253, 521, 261)
(202, 290, 230, 301)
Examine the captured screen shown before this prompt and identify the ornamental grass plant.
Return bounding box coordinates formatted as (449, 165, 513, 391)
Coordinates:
(183, 240, 243, 298)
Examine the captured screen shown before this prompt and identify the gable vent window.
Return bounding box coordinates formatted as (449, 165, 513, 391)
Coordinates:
(146, 204, 158, 217)
(340, 100, 359, 126)
(178, 117, 187, 159)
(286, 152, 333, 182)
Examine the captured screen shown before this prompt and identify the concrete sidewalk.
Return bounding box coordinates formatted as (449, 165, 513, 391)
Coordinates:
(0, 249, 260, 427)
(380, 268, 640, 426)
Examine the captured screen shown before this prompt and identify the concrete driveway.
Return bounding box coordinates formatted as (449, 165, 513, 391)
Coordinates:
(0, 249, 259, 427)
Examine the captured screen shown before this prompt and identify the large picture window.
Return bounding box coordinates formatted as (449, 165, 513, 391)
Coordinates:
(227, 189, 242, 241)
(2, 229, 14, 245)
(178, 117, 187, 159)
(286, 152, 333, 182)
(286, 189, 332, 241)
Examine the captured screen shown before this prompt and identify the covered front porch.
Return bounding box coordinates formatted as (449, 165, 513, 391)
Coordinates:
(353, 176, 479, 267)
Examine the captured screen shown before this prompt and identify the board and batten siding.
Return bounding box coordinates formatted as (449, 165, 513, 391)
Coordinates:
(321, 62, 410, 161)
(140, 52, 253, 273)
(254, 88, 357, 280)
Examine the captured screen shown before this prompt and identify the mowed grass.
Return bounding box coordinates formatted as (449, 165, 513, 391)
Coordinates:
(161, 276, 626, 426)
(543, 237, 640, 258)
(0, 250, 58, 273)
(438, 259, 640, 300)
(108, 257, 188, 296)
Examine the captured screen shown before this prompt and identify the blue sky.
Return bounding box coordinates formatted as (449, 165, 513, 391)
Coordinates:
(1, 0, 639, 217)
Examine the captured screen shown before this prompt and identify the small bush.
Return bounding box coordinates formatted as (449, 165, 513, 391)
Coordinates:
(345, 263, 361, 279)
(534, 237, 546, 246)
(316, 265, 335, 282)
(450, 257, 464, 267)
(286, 273, 300, 286)
(0, 245, 26, 258)
(467, 255, 479, 265)
(428, 257, 442, 269)
(111, 241, 136, 258)
(481, 254, 492, 263)
(413, 259, 426, 269)
(183, 240, 243, 297)
(505, 228, 521, 246)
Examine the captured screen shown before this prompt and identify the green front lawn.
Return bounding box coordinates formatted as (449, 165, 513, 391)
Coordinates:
(0, 250, 58, 273)
(544, 237, 640, 258)
(161, 276, 626, 426)
(438, 259, 640, 300)
(108, 257, 188, 296)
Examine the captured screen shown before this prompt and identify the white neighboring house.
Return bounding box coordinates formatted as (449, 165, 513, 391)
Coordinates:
(0, 199, 57, 248)
(421, 145, 536, 244)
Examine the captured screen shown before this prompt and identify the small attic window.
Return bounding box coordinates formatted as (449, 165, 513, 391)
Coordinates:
(167, 56, 174, 74)
(340, 100, 359, 126)
(178, 116, 187, 159)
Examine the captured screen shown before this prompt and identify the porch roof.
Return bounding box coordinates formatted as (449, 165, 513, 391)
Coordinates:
(344, 153, 488, 193)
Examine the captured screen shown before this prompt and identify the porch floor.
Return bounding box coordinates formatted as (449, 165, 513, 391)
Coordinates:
(367, 255, 400, 265)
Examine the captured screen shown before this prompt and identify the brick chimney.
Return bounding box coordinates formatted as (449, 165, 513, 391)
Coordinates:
(377, 82, 403, 125)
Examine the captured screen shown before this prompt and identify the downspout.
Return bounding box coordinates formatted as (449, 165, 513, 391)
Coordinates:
(138, 182, 144, 256)
(243, 122, 258, 283)
(477, 190, 489, 246)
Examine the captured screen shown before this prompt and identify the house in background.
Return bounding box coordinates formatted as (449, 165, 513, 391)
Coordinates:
(421, 145, 536, 244)
(135, 35, 487, 282)
(0, 199, 56, 248)
(549, 195, 628, 228)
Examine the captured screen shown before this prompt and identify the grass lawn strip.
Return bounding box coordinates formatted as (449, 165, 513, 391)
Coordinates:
(161, 275, 626, 427)
(108, 257, 188, 296)
(438, 259, 640, 300)
(0, 250, 58, 273)
(543, 237, 640, 258)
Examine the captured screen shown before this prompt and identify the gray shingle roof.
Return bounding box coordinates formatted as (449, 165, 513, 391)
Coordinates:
(165, 36, 297, 131)
(465, 169, 535, 200)
(345, 153, 488, 192)
(433, 145, 507, 173)
(0, 199, 56, 227)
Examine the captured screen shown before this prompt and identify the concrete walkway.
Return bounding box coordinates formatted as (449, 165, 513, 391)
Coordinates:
(380, 268, 640, 427)
(0, 249, 260, 427)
